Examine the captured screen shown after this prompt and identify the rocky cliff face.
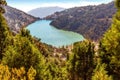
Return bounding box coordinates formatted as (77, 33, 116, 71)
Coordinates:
(46, 2, 116, 41)
(3, 6, 39, 33)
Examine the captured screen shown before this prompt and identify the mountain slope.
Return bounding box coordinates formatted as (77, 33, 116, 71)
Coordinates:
(3, 6, 39, 33)
(28, 7, 65, 18)
(46, 2, 116, 41)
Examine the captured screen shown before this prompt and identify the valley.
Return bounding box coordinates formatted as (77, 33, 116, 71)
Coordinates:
(0, 0, 119, 80)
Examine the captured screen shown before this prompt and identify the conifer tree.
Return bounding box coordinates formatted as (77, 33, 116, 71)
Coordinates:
(0, 0, 45, 79)
(67, 40, 94, 80)
(0, 1, 12, 59)
(0, 0, 7, 13)
(2, 29, 46, 79)
(115, 0, 120, 10)
(92, 63, 112, 80)
(100, 0, 120, 79)
(44, 59, 68, 80)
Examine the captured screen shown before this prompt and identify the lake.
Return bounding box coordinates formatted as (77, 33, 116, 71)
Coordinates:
(27, 20, 84, 47)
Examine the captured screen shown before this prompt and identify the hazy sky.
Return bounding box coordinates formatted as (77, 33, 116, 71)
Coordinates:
(6, 0, 113, 12)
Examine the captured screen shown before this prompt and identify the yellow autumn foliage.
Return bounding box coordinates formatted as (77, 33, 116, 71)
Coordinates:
(0, 64, 36, 80)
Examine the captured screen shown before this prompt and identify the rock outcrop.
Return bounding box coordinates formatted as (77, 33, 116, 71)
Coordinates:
(3, 6, 39, 33)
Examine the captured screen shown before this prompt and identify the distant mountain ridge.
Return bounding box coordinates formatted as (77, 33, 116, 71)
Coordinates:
(46, 2, 116, 41)
(3, 6, 39, 33)
(28, 6, 65, 18)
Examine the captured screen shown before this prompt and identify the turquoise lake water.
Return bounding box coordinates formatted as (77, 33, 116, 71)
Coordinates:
(27, 20, 84, 47)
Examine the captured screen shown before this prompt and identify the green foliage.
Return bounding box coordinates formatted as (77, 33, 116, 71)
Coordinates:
(2, 32, 47, 79)
(44, 58, 68, 80)
(92, 63, 112, 80)
(100, 0, 120, 79)
(0, 0, 68, 79)
(115, 0, 120, 9)
(0, 13, 12, 59)
(19, 28, 33, 42)
(32, 37, 50, 57)
(67, 40, 94, 80)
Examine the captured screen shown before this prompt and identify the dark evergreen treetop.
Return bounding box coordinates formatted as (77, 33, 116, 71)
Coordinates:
(100, 0, 120, 79)
(0, 0, 7, 13)
(115, 0, 120, 9)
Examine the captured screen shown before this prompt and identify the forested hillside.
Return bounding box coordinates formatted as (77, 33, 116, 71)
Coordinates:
(0, 0, 120, 80)
(46, 1, 116, 41)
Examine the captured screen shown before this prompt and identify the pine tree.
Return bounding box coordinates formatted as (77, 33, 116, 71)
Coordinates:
(67, 40, 94, 80)
(100, 0, 120, 79)
(115, 0, 120, 10)
(92, 63, 112, 80)
(19, 28, 33, 42)
(44, 59, 68, 80)
(0, 13, 12, 59)
(2, 29, 47, 79)
(0, 0, 12, 59)
(0, 0, 7, 13)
